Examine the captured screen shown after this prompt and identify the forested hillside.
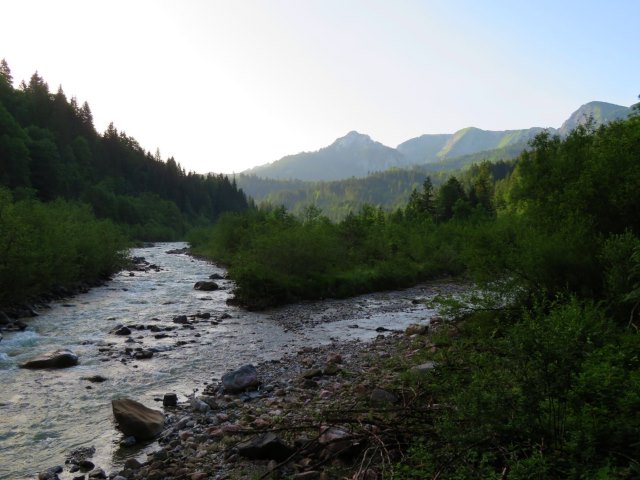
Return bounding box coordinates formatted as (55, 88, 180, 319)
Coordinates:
(0, 59, 248, 241)
(237, 159, 515, 219)
(0, 59, 250, 308)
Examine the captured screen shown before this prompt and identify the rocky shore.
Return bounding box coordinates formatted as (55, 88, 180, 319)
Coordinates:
(39, 322, 440, 480)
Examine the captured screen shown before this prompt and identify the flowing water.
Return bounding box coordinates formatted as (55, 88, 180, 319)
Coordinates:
(0, 243, 449, 479)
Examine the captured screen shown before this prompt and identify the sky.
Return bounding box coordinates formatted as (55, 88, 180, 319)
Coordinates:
(1, 0, 638, 174)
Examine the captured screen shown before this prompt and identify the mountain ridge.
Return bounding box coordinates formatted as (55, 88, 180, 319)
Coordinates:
(241, 101, 631, 182)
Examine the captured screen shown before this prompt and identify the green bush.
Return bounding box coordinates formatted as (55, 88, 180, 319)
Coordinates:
(0, 188, 127, 305)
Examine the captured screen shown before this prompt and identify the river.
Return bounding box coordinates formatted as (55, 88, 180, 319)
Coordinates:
(0, 243, 450, 479)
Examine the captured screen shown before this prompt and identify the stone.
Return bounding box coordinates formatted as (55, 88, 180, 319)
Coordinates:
(195, 312, 211, 319)
(163, 393, 178, 407)
(82, 375, 107, 383)
(192, 473, 208, 480)
(190, 397, 210, 413)
(238, 432, 294, 461)
(66, 445, 96, 465)
(120, 436, 137, 447)
(222, 364, 259, 393)
(20, 349, 79, 369)
(88, 467, 106, 479)
(209, 273, 224, 280)
(194, 281, 219, 291)
(112, 326, 131, 335)
(38, 466, 63, 480)
(124, 458, 142, 469)
(301, 368, 323, 379)
(405, 323, 428, 336)
(78, 459, 95, 470)
(319, 425, 349, 443)
(369, 388, 398, 405)
(0, 311, 10, 325)
(172, 315, 189, 324)
(326, 352, 342, 364)
(411, 361, 436, 373)
(134, 349, 153, 360)
(112, 398, 165, 439)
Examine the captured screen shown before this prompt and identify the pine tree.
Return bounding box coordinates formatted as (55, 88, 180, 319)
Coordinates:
(0, 58, 13, 85)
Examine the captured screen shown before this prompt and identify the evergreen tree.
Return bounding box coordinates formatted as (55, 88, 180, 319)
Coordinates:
(0, 58, 12, 85)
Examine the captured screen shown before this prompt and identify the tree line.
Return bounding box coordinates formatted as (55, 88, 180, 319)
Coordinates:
(0, 59, 249, 241)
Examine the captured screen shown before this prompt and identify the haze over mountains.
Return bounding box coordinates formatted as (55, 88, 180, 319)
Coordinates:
(243, 101, 631, 182)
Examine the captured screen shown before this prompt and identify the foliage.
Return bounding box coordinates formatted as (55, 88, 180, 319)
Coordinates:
(0, 59, 249, 241)
(195, 113, 640, 478)
(0, 188, 127, 305)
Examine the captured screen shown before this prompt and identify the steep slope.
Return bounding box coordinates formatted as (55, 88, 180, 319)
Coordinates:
(245, 131, 407, 181)
(396, 134, 451, 164)
(558, 101, 630, 136)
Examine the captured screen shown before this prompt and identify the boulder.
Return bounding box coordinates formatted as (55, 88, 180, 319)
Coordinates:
(238, 432, 294, 461)
(112, 398, 165, 439)
(172, 315, 188, 324)
(209, 273, 224, 280)
(222, 364, 259, 392)
(194, 281, 219, 291)
(20, 349, 79, 369)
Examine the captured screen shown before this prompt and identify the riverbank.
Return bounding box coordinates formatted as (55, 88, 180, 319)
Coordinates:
(88, 323, 439, 480)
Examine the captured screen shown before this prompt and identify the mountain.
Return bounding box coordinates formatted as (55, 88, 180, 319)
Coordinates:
(243, 101, 631, 182)
(395, 133, 451, 164)
(558, 101, 631, 136)
(244, 131, 408, 181)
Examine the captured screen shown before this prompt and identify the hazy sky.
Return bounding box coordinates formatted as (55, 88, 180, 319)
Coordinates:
(1, 0, 638, 173)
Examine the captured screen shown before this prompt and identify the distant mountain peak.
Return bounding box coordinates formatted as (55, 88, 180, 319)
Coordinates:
(333, 130, 373, 148)
(559, 101, 630, 136)
(242, 100, 631, 182)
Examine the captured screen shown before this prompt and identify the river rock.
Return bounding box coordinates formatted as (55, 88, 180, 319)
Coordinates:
(194, 280, 219, 291)
(88, 466, 106, 478)
(172, 315, 188, 324)
(209, 273, 224, 280)
(0, 311, 10, 325)
(124, 457, 143, 469)
(82, 375, 108, 383)
(38, 465, 63, 480)
(222, 364, 259, 392)
(112, 398, 165, 439)
(163, 393, 178, 407)
(20, 349, 79, 369)
(112, 326, 131, 335)
(134, 349, 153, 360)
(238, 432, 294, 461)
